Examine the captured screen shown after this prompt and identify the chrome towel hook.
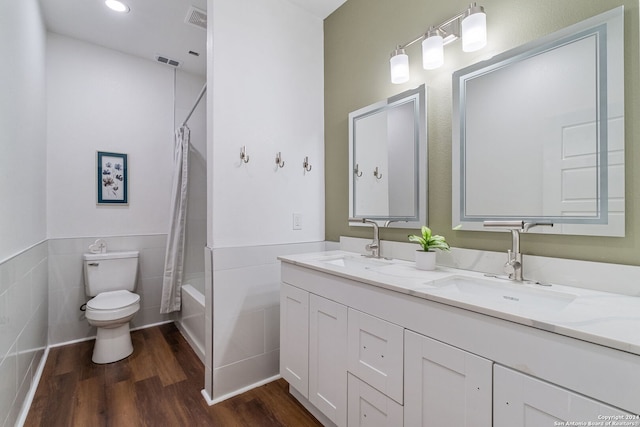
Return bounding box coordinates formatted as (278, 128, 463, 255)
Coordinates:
(275, 152, 285, 168)
(354, 163, 363, 177)
(303, 156, 312, 172)
(240, 146, 250, 163)
(373, 166, 383, 179)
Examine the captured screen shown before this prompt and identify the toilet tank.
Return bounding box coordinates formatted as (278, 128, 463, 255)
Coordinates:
(83, 251, 140, 297)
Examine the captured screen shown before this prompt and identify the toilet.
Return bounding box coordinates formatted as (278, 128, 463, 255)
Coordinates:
(83, 250, 141, 364)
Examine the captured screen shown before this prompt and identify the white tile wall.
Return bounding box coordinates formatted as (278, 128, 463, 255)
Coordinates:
(210, 241, 326, 400)
(47, 235, 173, 346)
(0, 241, 48, 427)
(204, 246, 214, 399)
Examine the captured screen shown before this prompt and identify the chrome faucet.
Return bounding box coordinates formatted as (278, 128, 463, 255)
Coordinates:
(483, 221, 553, 282)
(348, 218, 381, 258)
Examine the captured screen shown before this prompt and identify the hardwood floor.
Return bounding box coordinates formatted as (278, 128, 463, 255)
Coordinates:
(25, 323, 323, 427)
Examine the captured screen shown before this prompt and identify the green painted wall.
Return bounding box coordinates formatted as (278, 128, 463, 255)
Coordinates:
(324, 0, 640, 265)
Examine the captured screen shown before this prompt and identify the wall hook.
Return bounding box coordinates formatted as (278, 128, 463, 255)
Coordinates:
(275, 152, 285, 168)
(373, 166, 383, 179)
(354, 163, 363, 177)
(303, 156, 312, 172)
(240, 146, 250, 163)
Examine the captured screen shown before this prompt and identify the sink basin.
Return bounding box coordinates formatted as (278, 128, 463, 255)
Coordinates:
(321, 255, 391, 270)
(430, 276, 577, 311)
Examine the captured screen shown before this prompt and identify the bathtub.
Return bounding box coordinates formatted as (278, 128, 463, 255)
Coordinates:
(177, 284, 205, 363)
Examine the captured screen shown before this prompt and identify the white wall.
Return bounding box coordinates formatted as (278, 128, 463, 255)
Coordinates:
(0, 1, 48, 425)
(211, 0, 325, 248)
(206, 0, 325, 401)
(0, 0, 47, 262)
(45, 33, 207, 344)
(46, 33, 175, 239)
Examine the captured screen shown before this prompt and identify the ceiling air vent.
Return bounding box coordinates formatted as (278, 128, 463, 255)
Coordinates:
(185, 6, 207, 30)
(155, 55, 181, 68)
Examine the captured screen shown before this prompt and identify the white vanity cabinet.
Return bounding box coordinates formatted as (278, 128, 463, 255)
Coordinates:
(404, 330, 492, 426)
(280, 282, 348, 427)
(280, 283, 310, 397)
(494, 365, 634, 426)
(309, 294, 348, 427)
(280, 256, 640, 427)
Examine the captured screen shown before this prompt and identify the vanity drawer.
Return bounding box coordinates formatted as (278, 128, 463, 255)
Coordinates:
(348, 308, 404, 404)
(348, 373, 403, 427)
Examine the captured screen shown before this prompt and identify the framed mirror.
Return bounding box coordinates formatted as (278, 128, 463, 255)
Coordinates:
(452, 7, 624, 236)
(349, 85, 427, 228)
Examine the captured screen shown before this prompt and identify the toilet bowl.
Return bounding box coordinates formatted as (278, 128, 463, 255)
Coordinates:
(83, 251, 140, 364)
(85, 290, 140, 364)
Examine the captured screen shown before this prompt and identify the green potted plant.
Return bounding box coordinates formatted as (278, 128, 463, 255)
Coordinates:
(408, 226, 451, 270)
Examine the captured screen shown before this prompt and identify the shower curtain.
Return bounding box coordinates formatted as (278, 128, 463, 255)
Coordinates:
(160, 125, 190, 313)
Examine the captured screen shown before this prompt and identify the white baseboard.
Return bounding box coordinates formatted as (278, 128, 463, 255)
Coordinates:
(49, 319, 175, 348)
(15, 347, 50, 427)
(202, 374, 282, 406)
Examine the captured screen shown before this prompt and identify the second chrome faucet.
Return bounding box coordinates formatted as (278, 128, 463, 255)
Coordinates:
(483, 220, 553, 282)
(348, 218, 381, 258)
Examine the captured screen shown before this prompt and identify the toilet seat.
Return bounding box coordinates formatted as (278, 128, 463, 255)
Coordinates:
(86, 290, 140, 322)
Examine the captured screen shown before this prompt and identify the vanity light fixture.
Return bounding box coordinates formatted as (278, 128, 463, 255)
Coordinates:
(390, 2, 487, 83)
(461, 3, 487, 52)
(390, 47, 410, 84)
(105, 0, 130, 13)
(422, 27, 444, 70)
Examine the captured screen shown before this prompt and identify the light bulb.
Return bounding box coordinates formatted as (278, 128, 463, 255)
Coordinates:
(422, 34, 444, 70)
(390, 48, 409, 84)
(105, 0, 130, 13)
(462, 5, 486, 52)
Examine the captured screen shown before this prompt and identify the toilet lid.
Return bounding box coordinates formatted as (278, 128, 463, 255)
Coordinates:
(87, 290, 140, 310)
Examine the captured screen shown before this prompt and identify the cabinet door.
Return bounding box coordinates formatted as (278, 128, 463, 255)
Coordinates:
(280, 283, 309, 398)
(348, 309, 404, 404)
(348, 373, 403, 427)
(309, 294, 348, 427)
(404, 330, 492, 427)
(494, 365, 634, 426)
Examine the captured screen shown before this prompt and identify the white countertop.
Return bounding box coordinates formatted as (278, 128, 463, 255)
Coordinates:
(279, 250, 640, 356)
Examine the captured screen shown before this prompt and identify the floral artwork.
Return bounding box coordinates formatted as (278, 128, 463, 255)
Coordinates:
(97, 151, 128, 204)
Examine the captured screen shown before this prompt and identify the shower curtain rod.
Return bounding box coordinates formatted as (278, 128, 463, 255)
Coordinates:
(181, 82, 207, 127)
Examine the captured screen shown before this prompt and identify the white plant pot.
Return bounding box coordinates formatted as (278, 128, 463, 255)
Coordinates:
(415, 250, 437, 271)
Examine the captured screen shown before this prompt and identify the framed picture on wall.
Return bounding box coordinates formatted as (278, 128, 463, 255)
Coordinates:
(97, 151, 128, 205)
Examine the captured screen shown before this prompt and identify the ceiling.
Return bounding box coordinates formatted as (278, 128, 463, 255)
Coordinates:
(39, 0, 347, 77)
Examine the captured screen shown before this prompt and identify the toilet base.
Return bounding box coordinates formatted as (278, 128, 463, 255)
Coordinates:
(92, 322, 134, 364)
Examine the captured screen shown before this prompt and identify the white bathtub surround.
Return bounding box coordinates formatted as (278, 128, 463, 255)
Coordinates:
(174, 73, 207, 294)
(208, 241, 327, 402)
(48, 235, 173, 346)
(0, 242, 49, 427)
(176, 284, 205, 362)
(340, 236, 640, 297)
(183, 274, 206, 295)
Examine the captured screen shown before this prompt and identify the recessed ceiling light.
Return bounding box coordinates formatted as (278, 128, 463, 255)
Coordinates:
(105, 0, 130, 13)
